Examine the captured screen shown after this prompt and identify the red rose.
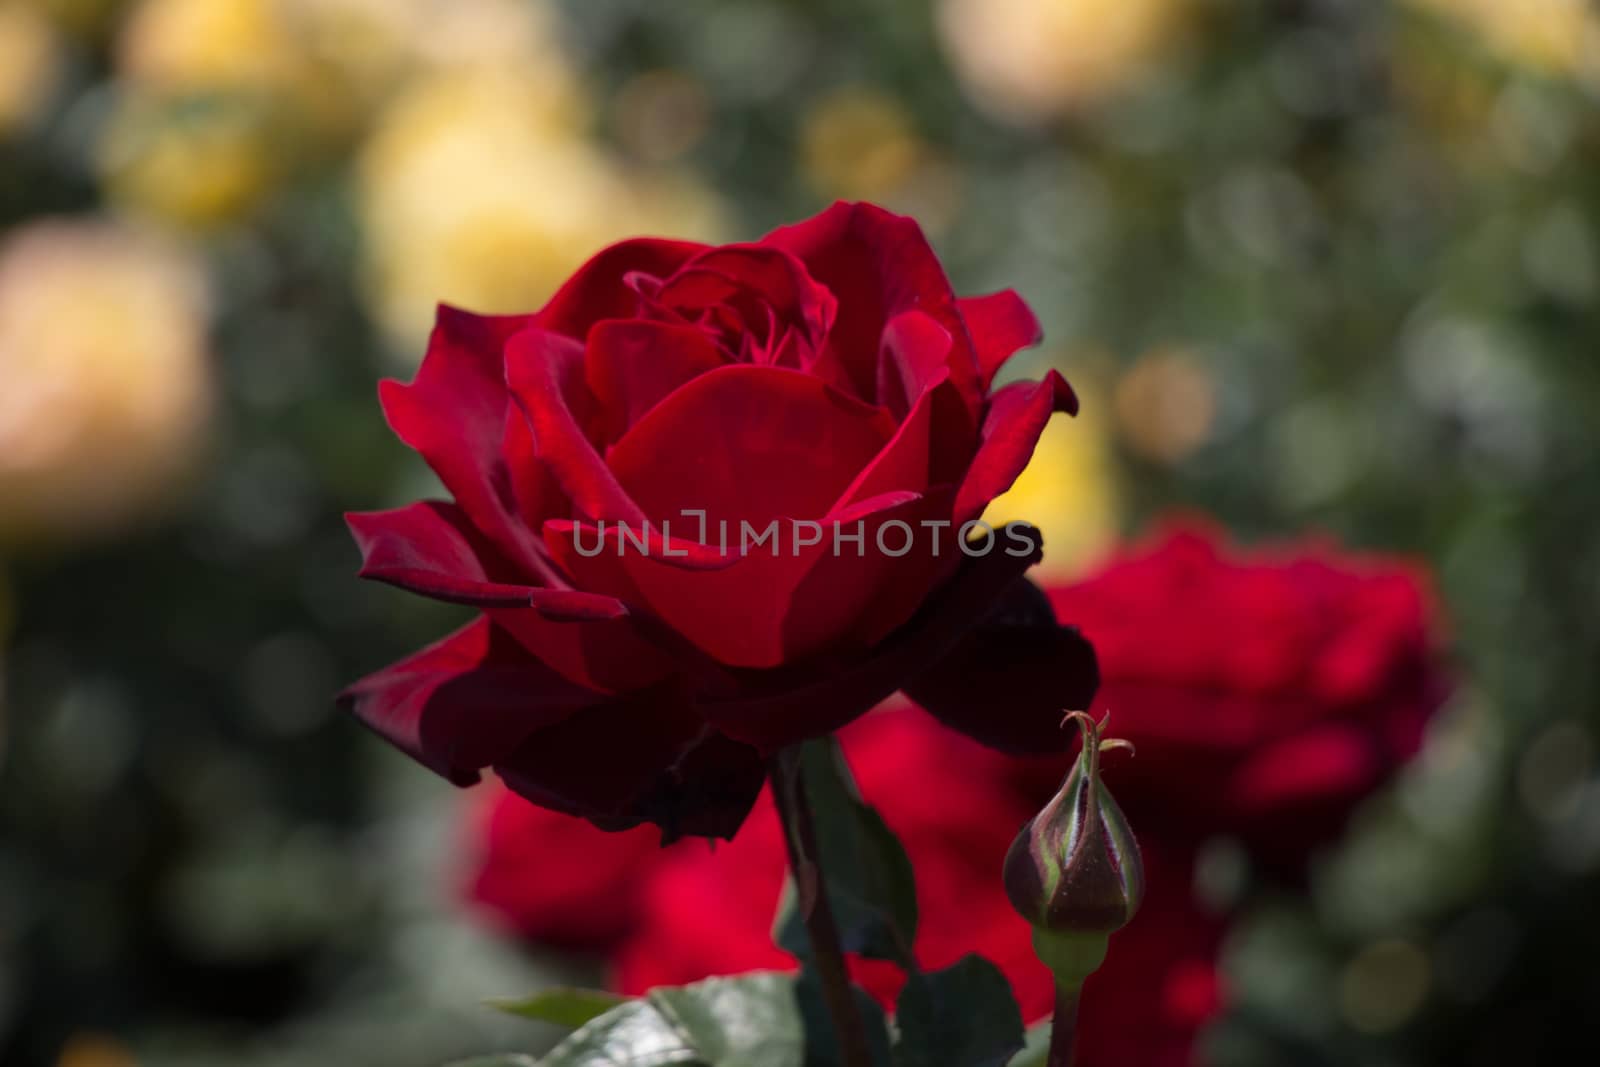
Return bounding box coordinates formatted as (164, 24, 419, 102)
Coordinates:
(1028, 521, 1450, 869)
(342, 202, 1095, 838)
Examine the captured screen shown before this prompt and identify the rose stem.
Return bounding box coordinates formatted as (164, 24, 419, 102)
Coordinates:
(770, 750, 875, 1067)
(1047, 984, 1081, 1067)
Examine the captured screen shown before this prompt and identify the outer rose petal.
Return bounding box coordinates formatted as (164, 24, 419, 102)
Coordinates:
(338, 618, 602, 786)
(694, 524, 1050, 751)
(379, 306, 543, 570)
(533, 237, 709, 339)
(903, 576, 1100, 755)
(959, 289, 1043, 389)
(487, 598, 680, 696)
(762, 202, 983, 413)
(953, 369, 1079, 525)
(349, 501, 626, 619)
(497, 690, 766, 841)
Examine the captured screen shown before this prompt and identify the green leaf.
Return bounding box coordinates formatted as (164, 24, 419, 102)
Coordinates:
(893, 956, 1025, 1067)
(795, 967, 894, 1067)
(444, 1057, 542, 1067)
(535, 972, 805, 1067)
(648, 974, 805, 1067)
(775, 738, 918, 967)
(491, 988, 630, 1029)
(1004, 1022, 1052, 1067)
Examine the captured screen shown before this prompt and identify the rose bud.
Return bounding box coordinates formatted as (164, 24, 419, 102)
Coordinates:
(1004, 711, 1142, 988)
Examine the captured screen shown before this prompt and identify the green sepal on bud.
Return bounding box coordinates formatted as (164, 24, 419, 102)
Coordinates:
(1004, 712, 1143, 989)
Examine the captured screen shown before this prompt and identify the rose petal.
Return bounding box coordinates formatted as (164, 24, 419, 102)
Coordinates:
(534, 237, 708, 339)
(953, 369, 1079, 526)
(339, 618, 603, 786)
(694, 523, 1049, 751)
(349, 501, 534, 607)
(496, 686, 765, 840)
(902, 576, 1100, 755)
(833, 369, 945, 510)
(657, 244, 837, 357)
(504, 327, 648, 524)
(380, 305, 544, 570)
(502, 402, 568, 536)
(488, 596, 687, 696)
(959, 290, 1043, 389)
(876, 310, 953, 421)
(347, 501, 628, 619)
(606, 363, 895, 528)
(585, 319, 729, 443)
(763, 202, 982, 414)
(588, 491, 921, 670)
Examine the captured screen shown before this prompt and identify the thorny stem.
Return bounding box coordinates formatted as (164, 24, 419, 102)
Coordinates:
(1048, 983, 1082, 1067)
(770, 749, 874, 1067)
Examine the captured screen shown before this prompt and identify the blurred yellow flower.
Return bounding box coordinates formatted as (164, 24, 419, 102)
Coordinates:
(1113, 346, 1217, 466)
(798, 88, 966, 235)
(16, 0, 120, 38)
(983, 374, 1119, 582)
(283, 0, 568, 113)
(98, 93, 284, 229)
(938, 0, 1189, 121)
(1406, 0, 1600, 79)
(0, 219, 213, 544)
(0, 2, 60, 136)
(358, 66, 722, 352)
(801, 89, 924, 201)
(119, 0, 303, 93)
(104, 0, 574, 231)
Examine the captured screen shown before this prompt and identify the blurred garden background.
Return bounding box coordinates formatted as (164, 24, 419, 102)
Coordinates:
(2, 0, 1599, 1064)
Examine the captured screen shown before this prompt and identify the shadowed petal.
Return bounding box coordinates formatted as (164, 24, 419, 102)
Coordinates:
(694, 524, 1049, 752)
(496, 687, 766, 840)
(339, 619, 604, 786)
(903, 576, 1100, 755)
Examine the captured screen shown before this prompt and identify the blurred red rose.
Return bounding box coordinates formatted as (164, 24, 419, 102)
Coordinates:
(343, 201, 1097, 840)
(1031, 522, 1451, 870)
(463, 781, 661, 951)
